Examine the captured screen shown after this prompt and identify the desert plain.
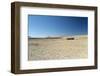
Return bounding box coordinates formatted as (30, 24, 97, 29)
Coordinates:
(28, 35, 88, 60)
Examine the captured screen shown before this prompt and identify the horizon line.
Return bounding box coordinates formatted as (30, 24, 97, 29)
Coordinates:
(28, 34, 88, 38)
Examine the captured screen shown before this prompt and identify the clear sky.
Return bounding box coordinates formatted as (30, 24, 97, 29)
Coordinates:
(28, 15, 88, 38)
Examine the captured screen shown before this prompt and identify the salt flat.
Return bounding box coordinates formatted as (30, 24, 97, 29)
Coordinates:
(28, 35, 88, 60)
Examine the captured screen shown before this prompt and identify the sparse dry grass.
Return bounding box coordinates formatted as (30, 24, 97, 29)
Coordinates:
(28, 35, 88, 60)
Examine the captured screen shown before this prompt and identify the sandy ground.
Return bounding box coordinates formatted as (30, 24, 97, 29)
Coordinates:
(28, 35, 88, 60)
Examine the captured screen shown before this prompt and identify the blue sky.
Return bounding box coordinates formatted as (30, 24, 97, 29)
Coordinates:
(28, 15, 88, 38)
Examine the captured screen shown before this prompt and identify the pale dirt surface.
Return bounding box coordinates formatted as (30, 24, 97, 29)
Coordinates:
(28, 35, 88, 60)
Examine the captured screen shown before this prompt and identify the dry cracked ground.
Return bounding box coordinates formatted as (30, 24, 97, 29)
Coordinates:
(28, 35, 88, 60)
